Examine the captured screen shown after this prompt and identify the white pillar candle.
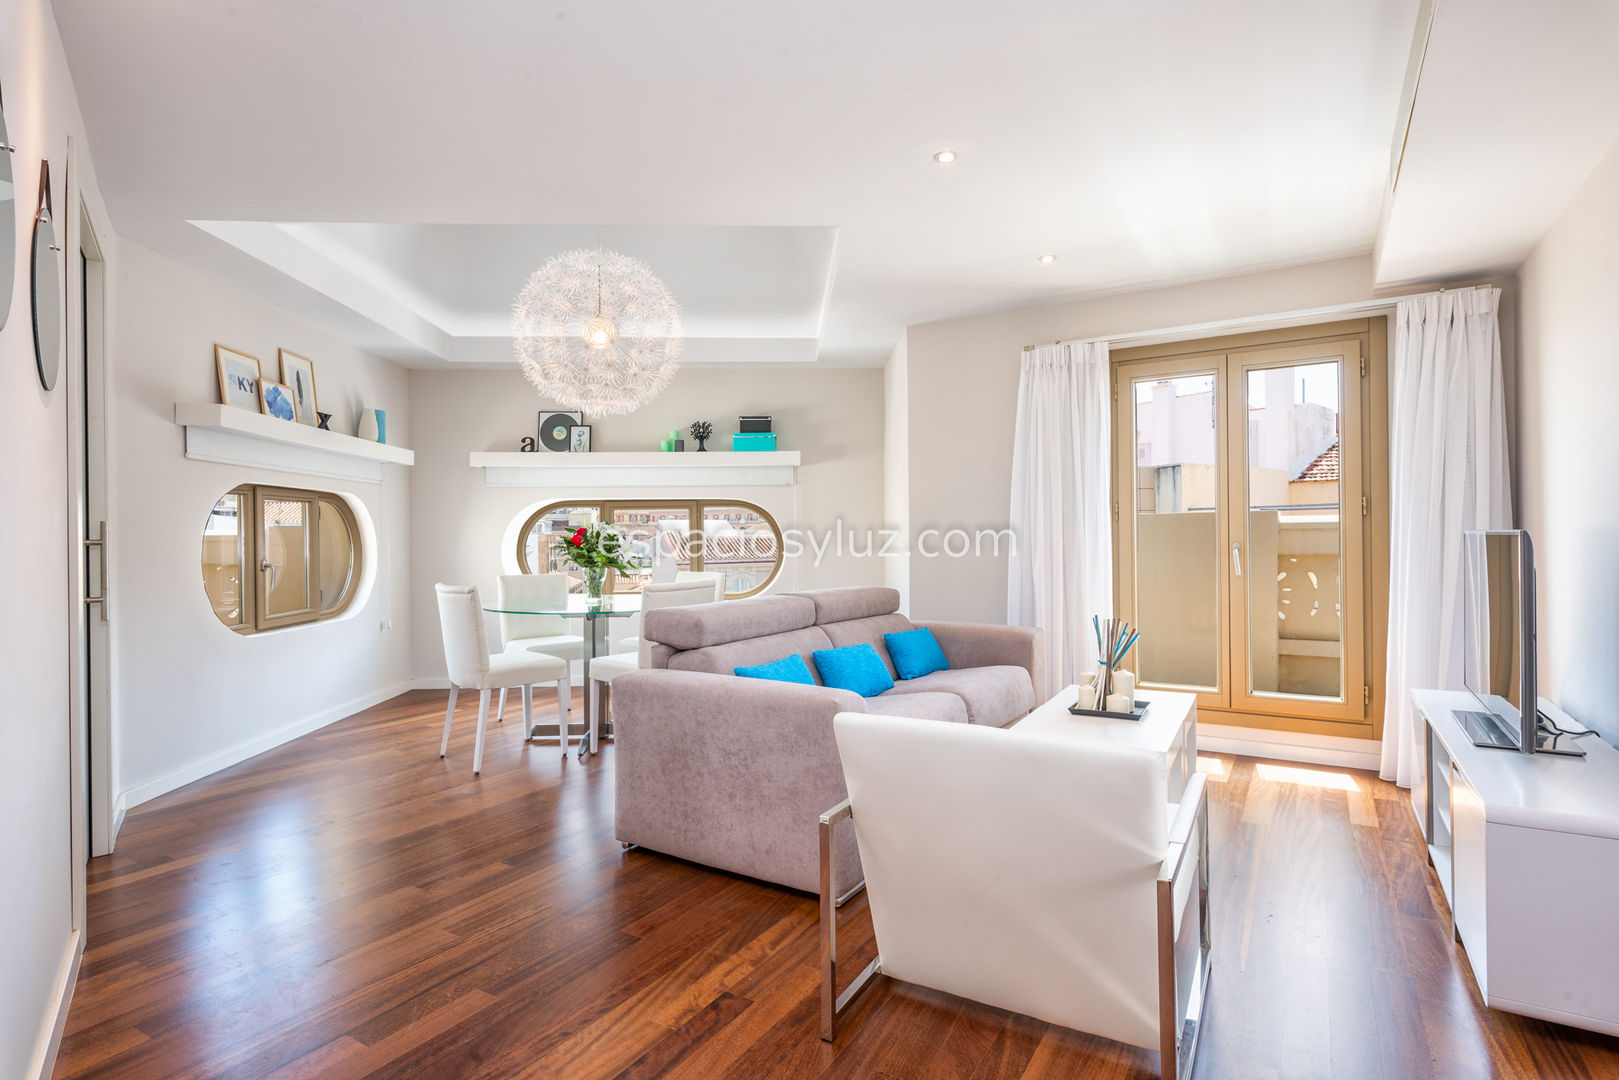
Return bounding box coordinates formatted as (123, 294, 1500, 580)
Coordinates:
(1075, 684, 1097, 711)
(1112, 670, 1135, 704)
(1106, 693, 1132, 714)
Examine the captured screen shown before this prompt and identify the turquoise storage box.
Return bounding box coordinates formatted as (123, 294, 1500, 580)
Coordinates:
(730, 432, 778, 451)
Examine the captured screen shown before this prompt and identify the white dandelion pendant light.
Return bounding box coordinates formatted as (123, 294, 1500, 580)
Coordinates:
(511, 246, 682, 415)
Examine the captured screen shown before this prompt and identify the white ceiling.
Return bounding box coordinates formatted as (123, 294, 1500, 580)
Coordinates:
(51, 0, 1434, 367)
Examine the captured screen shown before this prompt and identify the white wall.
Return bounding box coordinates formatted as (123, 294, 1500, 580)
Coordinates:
(0, 0, 115, 1074)
(1517, 135, 1619, 742)
(882, 332, 910, 610)
(110, 242, 414, 805)
(903, 254, 1423, 624)
(407, 366, 886, 677)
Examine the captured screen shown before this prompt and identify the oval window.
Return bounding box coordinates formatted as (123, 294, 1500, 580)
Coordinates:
(514, 499, 783, 599)
(203, 485, 364, 632)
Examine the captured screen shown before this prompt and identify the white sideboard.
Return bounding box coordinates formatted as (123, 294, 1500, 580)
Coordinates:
(1412, 689, 1619, 1036)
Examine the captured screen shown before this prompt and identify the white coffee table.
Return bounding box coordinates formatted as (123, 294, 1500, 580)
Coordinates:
(1013, 685, 1198, 801)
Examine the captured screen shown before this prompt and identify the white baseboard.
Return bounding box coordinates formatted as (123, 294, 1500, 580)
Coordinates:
(1198, 723, 1382, 771)
(120, 683, 414, 810)
(109, 791, 127, 847)
(29, 930, 82, 1080)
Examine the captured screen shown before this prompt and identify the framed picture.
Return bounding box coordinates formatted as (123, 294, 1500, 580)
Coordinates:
(569, 424, 592, 453)
(215, 345, 262, 411)
(260, 380, 297, 421)
(278, 349, 319, 426)
(538, 410, 583, 452)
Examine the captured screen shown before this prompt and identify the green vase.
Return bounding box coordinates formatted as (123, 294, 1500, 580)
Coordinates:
(583, 566, 607, 600)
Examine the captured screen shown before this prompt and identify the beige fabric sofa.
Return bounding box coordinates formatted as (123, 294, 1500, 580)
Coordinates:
(611, 586, 1044, 893)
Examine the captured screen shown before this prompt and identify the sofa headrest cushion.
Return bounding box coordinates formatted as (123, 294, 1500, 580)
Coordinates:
(643, 594, 817, 651)
(787, 586, 903, 625)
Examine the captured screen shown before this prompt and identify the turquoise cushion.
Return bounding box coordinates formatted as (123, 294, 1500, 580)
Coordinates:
(884, 627, 951, 680)
(734, 653, 816, 685)
(812, 643, 895, 697)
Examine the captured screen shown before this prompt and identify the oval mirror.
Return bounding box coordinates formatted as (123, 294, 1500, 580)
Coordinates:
(32, 159, 60, 392)
(0, 80, 16, 331)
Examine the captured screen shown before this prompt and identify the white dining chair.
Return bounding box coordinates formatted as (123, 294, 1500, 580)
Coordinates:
(494, 572, 586, 726)
(585, 580, 718, 753)
(674, 569, 726, 601)
(613, 570, 726, 655)
(435, 583, 573, 773)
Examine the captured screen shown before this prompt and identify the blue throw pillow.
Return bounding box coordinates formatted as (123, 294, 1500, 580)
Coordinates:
(812, 643, 896, 697)
(734, 653, 816, 685)
(884, 627, 951, 680)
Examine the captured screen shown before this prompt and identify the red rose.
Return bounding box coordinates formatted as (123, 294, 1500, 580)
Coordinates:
(569, 527, 587, 547)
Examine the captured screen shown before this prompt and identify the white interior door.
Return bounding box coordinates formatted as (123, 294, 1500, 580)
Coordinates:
(70, 191, 114, 858)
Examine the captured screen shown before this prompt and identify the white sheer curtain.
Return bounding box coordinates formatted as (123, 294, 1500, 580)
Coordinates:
(1007, 341, 1112, 698)
(1381, 288, 1512, 786)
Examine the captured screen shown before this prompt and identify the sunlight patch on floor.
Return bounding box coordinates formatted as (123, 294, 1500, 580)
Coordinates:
(1196, 756, 1226, 776)
(1254, 762, 1360, 791)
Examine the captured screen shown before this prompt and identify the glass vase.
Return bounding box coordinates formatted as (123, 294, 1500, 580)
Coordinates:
(583, 566, 607, 600)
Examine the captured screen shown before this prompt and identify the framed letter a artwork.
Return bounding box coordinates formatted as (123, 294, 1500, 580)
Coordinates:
(215, 345, 262, 411)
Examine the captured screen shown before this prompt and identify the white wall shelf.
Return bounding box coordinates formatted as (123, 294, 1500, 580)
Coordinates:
(468, 450, 800, 488)
(175, 403, 414, 484)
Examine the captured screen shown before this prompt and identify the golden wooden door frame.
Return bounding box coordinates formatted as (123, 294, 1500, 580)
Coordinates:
(1224, 337, 1365, 724)
(1111, 319, 1390, 739)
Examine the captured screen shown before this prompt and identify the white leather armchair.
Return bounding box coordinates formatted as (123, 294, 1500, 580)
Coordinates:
(823, 712, 1210, 1079)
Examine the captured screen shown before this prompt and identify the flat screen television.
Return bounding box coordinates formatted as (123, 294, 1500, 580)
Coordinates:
(1457, 529, 1586, 755)
(1459, 530, 1537, 752)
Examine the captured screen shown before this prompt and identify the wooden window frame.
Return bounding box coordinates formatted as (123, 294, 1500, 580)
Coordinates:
(514, 498, 785, 600)
(210, 483, 364, 634)
(1109, 318, 1391, 741)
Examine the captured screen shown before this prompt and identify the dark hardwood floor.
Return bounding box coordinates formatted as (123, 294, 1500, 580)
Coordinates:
(53, 690, 1619, 1079)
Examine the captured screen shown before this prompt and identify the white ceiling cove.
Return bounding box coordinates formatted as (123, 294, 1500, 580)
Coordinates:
(1374, 0, 1619, 286)
(53, 0, 1428, 367)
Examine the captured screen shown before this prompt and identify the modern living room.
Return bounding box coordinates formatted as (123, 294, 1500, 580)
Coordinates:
(7, 1, 1619, 1078)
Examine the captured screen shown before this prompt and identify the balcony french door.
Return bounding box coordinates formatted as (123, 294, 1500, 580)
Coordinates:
(1113, 325, 1380, 731)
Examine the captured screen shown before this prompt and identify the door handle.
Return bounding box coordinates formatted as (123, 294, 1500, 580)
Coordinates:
(1232, 541, 1243, 578)
(260, 559, 278, 591)
(83, 521, 108, 622)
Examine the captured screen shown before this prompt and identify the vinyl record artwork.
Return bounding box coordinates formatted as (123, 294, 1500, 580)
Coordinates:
(538, 411, 583, 452)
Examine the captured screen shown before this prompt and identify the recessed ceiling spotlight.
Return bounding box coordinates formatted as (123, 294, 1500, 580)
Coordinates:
(932, 149, 958, 164)
(1037, 253, 1058, 264)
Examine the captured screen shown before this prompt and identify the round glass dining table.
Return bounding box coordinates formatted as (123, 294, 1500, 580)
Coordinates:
(484, 593, 641, 759)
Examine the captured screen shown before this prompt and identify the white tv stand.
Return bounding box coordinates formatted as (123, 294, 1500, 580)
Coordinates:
(1412, 689, 1619, 1036)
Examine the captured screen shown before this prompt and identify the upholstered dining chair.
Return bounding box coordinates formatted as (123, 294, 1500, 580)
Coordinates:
(494, 572, 585, 727)
(435, 583, 573, 773)
(822, 712, 1211, 1080)
(584, 579, 719, 753)
(610, 570, 726, 655)
(674, 569, 726, 601)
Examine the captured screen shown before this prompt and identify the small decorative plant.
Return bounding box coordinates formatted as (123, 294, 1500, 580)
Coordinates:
(689, 419, 713, 452)
(556, 521, 639, 599)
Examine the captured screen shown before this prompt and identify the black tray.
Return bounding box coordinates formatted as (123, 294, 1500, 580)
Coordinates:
(1067, 699, 1148, 722)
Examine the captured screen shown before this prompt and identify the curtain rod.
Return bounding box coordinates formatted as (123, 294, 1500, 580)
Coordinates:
(1021, 282, 1495, 352)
